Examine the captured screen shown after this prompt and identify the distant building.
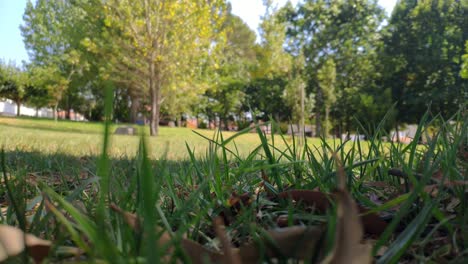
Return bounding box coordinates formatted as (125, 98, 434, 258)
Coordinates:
(1, 98, 86, 121)
(0, 98, 53, 118)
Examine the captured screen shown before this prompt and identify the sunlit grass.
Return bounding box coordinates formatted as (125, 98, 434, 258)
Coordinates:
(2, 109, 465, 263)
(0, 116, 327, 159)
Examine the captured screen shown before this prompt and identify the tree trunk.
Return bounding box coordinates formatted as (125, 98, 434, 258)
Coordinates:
(130, 96, 139, 123)
(66, 108, 71, 120)
(53, 103, 58, 122)
(177, 115, 182, 127)
(315, 88, 323, 137)
(16, 101, 21, 116)
(300, 82, 305, 145)
(36, 108, 39, 117)
(325, 107, 330, 138)
(223, 115, 229, 131)
(66, 94, 71, 119)
(149, 60, 161, 136)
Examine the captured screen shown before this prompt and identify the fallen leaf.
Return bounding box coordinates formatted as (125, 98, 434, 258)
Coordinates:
(278, 190, 388, 236)
(320, 189, 372, 264)
(238, 225, 324, 262)
(111, 204, 326, 263)
(276, 215, 299, 227)
(0, 224, 51, 263)
(446, 198, 460, 213)
(320, 153, 373, 264)
(109, 203, 140, 232)
(213, 217, 241, 264)
(364, 181, 392, 188)
(110, 203, 223, 263)
(278, 190, 331, 212)
(228, 192, 252, 211)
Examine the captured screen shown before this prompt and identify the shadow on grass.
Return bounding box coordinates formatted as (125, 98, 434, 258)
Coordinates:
(0, 123, 108, 135)
(2, 149, 193, 182)
(0, 116, 141, 135)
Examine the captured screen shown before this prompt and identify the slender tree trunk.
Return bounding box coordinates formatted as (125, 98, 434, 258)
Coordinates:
(36, 108, 39, 117)
(130, 96, 139, 123)
(53, 103, 58, 122)
(325, 107, 330, 138)
(16, 101, 21, 116)
(66, 94, 71, 119)
(66, 108, 71, 120)
(300, 82, 305, 145)
(223, 115, 229, 130)
(315, 88, 323, 137)
(177, 114, 182, 127)
(149, 60, 161, 136)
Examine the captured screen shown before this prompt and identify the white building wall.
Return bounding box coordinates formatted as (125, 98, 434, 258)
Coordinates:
(0, 98, 53, 118)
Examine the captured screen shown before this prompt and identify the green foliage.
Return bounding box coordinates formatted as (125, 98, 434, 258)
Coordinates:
(14, 0, 467, 138)
(461, 41, 468, 79)
(0, 61, 29, 115)
(381, 0, 468, 123)
(317, 58, 336, 137)
(238, 1, 296, 125)
(287, 0, 386, 133)
(204, 11, 258, 128)
(101, 0, 226, 136)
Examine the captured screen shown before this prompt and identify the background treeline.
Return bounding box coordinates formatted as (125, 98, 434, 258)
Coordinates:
(0, 0, 467, 136)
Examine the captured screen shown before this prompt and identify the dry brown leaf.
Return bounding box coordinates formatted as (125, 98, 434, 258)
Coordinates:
(321, 189, 372, 264)
(213, 217, 241, 264)
(278, 190, 331, 212)
(238, 225, 324, 262)
(110, 203, 224, 264)
(109, 203, 141, 232)
(321, 153, 372, 264)
(278, 189, 388, 236)
(365, 181, 392, 188)
(402, 180, 468, 197)
(111, 204, 325, 263)
(0, 224, 51, 263)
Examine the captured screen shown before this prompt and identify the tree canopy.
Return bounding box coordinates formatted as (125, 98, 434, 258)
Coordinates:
(3, 0, 464, 136)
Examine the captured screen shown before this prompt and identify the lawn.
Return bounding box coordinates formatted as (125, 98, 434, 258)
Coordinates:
(0, 113, 467, 263)
(0, 116, 326, 159)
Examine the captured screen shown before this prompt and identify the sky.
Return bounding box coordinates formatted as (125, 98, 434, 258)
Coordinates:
(0, 0, 397, 65)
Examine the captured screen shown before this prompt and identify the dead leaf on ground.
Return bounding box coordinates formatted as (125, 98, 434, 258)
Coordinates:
(0, 224, 52, 263)
(321, 153, 372, 264)
(110, 203, 326, 263)
(402, 180, 468, 197)
(278, 190, 331, 212)
(364, 181, 392, 188)
(321, 189, 372, 264)
(278, 189, 388, 236)
(110, 203, 224, 263)
(213, 217, 241, 264)
(238, 225, 324, 262)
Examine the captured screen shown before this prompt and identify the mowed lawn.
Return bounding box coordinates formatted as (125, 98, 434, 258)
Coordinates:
(0, 116, 333, 160)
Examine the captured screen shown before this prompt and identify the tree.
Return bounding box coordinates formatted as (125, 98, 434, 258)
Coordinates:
(205, 10, 257, 129)
(0, 61, 29, 116)
(317, 58, 336, 137)
(21, 0, 90, 120)
(460, 41, 468, 79)
(381, 0, 468, 123)
(102, 0, 226, 136)
(243, 0, 293, 122)
(28, 64, 69, 121)
(26, 65, 53, 115)
(287, 0, 385, 134)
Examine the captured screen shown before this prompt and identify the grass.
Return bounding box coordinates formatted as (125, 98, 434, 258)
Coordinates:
(0, 105, 467, 263)
(1, 116, 328, 159)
